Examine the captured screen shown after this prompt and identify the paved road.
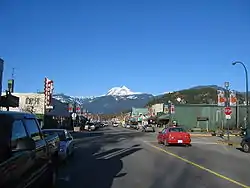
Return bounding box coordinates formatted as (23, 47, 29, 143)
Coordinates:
(56, 127, 250, 188)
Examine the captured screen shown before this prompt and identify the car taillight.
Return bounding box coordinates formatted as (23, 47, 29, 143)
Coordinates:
(185, 134, 190, 139)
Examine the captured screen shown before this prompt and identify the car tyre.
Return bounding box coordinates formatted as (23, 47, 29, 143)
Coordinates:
(242, 142, 250, 153)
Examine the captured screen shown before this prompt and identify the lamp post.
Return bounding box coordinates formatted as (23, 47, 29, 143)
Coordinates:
(232, 61, 249, 128)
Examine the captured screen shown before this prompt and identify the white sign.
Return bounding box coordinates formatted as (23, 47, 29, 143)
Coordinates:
(1, 93, 46, 114)
(72, 113, 77, 120)
(225, 115, 231, 119)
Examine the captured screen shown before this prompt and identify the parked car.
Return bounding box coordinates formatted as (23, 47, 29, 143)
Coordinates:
(85, 122, 96, 131)
(43, 129, 74, 160)
(126, 124, 130, 128)
(241, 135, 250, 152)
(142, 124, 155, 132)
(0, 111, 59, 188)
(157, 126, 191, 146)
(130, 124, 139, 130)
(113, 123, 119, 127)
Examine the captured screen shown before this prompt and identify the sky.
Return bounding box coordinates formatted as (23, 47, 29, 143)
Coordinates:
(0, 0, 250, 96)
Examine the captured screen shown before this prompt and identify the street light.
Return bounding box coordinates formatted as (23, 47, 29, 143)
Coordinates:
(232, 61, 249, 128)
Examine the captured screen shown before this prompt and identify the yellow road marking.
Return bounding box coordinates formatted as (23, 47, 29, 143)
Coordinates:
(145, 142, 250, 188)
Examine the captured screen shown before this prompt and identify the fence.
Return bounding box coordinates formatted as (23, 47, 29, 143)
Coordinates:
(171, 104, 247, 131)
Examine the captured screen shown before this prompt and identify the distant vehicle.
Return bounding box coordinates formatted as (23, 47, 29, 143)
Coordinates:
(0, 111, 59, 188)
(84, 122, 96, 131)
(43, 129, 74, 160)
(157, 126, 191, 146)
(130, 124, 139, 130)
(113, 123, 119, 127)
(142, 124, 155, 132)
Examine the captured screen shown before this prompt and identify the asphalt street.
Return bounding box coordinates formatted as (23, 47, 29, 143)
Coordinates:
(56, 126, 250, 188)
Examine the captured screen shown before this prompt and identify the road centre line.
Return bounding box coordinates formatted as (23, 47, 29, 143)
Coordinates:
(144, 141, 250, 188)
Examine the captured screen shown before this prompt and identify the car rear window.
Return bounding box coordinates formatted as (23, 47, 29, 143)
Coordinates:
(44, 131, 66, 141)
(169, 128, 184, 132)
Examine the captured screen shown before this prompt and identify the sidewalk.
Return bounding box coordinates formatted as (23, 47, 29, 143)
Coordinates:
(216, 136, 242, 147)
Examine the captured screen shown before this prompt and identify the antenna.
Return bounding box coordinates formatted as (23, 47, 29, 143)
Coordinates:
(11, 68, 15, 79)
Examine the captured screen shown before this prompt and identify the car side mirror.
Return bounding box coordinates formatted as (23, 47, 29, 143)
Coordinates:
(16, 137, 36, 151)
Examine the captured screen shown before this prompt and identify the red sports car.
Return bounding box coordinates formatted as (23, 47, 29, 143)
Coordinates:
(157, 126, 191, 146)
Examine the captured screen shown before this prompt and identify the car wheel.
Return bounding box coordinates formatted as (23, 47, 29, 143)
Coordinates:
(242, 142, 250, 153)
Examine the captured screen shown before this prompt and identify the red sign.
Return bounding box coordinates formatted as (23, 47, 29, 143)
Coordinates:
(224, 107, 232, 115)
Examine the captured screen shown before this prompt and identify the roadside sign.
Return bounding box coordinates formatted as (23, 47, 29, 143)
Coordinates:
(224, 107, 232, 115)
(71, 113, 77, 120)
(225, 115, 231, 119)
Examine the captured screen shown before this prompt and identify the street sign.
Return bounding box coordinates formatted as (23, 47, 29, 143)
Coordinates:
(224, 107, 232, 115)
(71, 113, 77, 120)
(225, 115, 231, 119)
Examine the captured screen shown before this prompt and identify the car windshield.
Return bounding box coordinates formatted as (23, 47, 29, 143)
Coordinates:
(169, 128, 185, 132)
(44, 131, 67, 141)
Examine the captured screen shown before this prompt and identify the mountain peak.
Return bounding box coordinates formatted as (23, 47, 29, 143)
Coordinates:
(106, 86, 141, 96)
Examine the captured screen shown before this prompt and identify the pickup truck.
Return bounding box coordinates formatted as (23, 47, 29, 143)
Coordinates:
(0, 111, 59, 188)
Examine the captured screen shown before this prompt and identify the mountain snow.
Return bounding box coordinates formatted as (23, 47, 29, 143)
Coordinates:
(106, 86, 141, 96)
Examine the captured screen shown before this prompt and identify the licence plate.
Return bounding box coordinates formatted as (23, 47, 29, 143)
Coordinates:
(178, 140, 183, 143)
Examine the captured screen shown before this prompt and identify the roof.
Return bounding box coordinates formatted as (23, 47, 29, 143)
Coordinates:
(42, 129, 66, 132)
(0, 111, 36, 119)
(46, 98, 70, 117)
(157, 114, 170, 120)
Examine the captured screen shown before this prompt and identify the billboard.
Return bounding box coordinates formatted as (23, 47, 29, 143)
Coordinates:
(151, 103, 164, 115)
(1, 93, 45, 114)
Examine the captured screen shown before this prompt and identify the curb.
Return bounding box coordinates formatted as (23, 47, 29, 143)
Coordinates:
(190, 134, 212, 137)
(216, 140, 241, 147)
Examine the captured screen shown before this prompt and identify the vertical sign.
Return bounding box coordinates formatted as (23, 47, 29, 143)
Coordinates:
(217, 90, 225, 106)
(230, 90, 237, 106)
(44, 77, 54, 108)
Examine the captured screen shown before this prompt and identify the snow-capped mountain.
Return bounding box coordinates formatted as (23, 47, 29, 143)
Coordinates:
(53, 86, 153, 114)
(106, 86, 141, 96)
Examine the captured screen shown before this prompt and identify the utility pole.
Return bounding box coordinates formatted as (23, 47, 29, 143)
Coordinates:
(232, 61, 249, 129)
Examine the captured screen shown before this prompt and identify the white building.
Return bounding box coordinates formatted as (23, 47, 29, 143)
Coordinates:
(151, 103, 164, 116)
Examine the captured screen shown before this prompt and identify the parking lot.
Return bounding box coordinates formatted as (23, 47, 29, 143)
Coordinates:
(57, 126, 250, 188)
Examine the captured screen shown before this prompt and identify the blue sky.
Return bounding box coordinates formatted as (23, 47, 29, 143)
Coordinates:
(0, 0, 250, 96)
